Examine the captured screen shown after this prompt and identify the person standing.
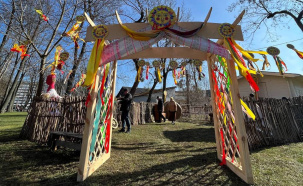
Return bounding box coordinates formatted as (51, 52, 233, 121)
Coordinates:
(118, 88, 132, 133)
(168, 97, 177, 125)
(156, 96, 166, 123)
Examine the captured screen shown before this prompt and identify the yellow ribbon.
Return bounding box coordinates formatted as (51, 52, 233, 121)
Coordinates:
(115, 11, 160, 41)
(157, 68, 162, 83)
(137, 67, 142, 82)
(240, 99, 255, 120)
(231, 39, 268, 62)
(83, 38, 105, 86)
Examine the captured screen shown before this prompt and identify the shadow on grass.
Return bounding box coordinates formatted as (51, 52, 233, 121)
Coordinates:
(0, 129, 22, 142)
(163, 127, 216, 143)
(83, 152, 247, 185)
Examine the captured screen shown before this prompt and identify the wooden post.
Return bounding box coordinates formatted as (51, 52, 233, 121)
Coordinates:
(77, 67, 101, 181)
(108, 60, 118, 154)
(226, 59, 254, 184)
(206, 55, 223, 160)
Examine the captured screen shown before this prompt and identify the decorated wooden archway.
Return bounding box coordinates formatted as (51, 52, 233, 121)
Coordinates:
(77, 6, 255, 184)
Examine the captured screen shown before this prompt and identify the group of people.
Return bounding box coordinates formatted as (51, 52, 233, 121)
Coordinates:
(117, 88, 178, 133)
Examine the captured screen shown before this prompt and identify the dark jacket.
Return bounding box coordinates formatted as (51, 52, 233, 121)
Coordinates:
(119, 93, 132, 112)
(157, 98, 163, 111)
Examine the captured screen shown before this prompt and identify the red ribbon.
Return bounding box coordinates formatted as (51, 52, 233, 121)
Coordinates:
(146, 66, 149, 80)
(295, 51, 303, 59)
(99, 66, 107, 105)
(104, 95, 113, 153)
(219, 128, 226, 166)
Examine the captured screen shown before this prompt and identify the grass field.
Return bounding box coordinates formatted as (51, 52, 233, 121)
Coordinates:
(0, 112, 302, 185)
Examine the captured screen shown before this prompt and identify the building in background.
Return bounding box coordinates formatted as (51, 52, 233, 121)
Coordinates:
(14, 82, 36, 110)
(238, 72, 303, 99)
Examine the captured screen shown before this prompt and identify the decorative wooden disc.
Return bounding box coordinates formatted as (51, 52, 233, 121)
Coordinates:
(92, 25, 108, 40)
(169, 61, 178, 69)
(286, 44, 295, 49)
(138, 59, 146, 67)
(148, 5, 176, 30)
(152, 60, 160, 68)
(266, 46, 280, 56)
(76, 15, 85, 23)
(181, 61, 187, 67)
(59, 52, 69, 61)
(193, 60, 202, 66)
(218, 23, 235, 38)
(145, 62, 150, 66)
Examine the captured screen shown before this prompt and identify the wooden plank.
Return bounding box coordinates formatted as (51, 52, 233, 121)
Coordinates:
(109, 61, 118, 154)
(50, 131, 83, 139)
(226, 58, 254, 184)
(77, 67, 101, 182)
(87, 153, 110, 177)
(55, 140, 82, 151)
(85, 22, 243, 42)
(120, 47, 207, 60)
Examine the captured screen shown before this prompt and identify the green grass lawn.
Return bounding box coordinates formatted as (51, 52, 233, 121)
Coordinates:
(0, 112, 302, 185)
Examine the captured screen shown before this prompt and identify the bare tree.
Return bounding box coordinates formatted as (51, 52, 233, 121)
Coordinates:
(228, 0, 303, 40)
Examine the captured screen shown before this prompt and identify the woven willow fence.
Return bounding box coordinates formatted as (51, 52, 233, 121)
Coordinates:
(19, 96, 87, 144)
(20, 97, 155, 144)
(243, 97, 303, 151)
(20, 96, 303, 150)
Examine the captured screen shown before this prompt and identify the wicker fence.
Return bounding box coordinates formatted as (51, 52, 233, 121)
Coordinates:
(20, 97, 155, 144)
(243, 97, 303, 151)
(20, 96, 303, 150)
(20, 96, 87, 144)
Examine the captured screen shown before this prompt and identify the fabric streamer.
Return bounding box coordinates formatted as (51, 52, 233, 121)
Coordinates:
(116, 11, 160, 41)
(35, 9, 49, 21)
(219, 128, 226, 166)
(287, 44, 303, 60)
(63, 15, 85, 48)
(267, 46, 287, 75)
(99, 64, 110, 105)
(146, 65, 149, 80)
(10, 44, 30, 59)
(224, 39, 259, 92)
(136, 60, 145, 82)
(261, 54, 270, 70)
(294, 49, 303, 59)
(173, 69, 177, 85)
(71, 74, 86, 92)
(240, 99, 255, 120)
(83, 25, 108, 87)
(218, 23, 260, 92)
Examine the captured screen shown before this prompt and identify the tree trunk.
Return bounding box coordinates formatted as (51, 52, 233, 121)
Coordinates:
(129, 59, 140, 96)
(0, 58, 27, 113)
(7, 72, 25, 112)
(147, 79, 158, 102)
(0, 53, 14, 79)
(0, 1, 15, 54)
(35, 57, 46, 96)
(1, 54, 20, 105)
